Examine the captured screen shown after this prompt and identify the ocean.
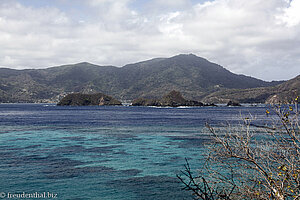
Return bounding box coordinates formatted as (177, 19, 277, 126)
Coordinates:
(0, 104, 270, 199)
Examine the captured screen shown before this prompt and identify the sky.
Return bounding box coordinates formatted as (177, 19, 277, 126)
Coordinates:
(0, 0, 300, 81)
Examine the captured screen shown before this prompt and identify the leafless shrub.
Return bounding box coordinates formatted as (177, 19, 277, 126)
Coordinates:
(178, 98, 300, 200)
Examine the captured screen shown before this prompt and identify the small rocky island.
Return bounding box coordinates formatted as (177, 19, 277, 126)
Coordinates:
(57, 93, 122, 106)
(226, 100, 241, 106)
(132, 90, 212, 107)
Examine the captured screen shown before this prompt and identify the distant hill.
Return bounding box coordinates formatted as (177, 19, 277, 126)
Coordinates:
(265, 75, 300, 104)
(0, 54, 286, 103)
(203, 75, 299, 104)
(117, 54, 280, 100)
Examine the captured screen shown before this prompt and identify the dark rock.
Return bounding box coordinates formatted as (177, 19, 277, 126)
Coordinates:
(132, 90, 204, 107)
(184, 100, 204, 106)
(132, 98, 161, 106)
(227, 100, 241, 106)
(160, 90, 188, 107)
(57, 93, 122, 106)
(204, 103, 217, 107)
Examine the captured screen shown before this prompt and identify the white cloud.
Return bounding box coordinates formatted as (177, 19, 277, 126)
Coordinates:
(277, 0, 300, 27)
(0, 0, 299, 81)
(152, 0, 190, 8)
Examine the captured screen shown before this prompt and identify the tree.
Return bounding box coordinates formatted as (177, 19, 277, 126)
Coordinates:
(178, 98, 300, 200)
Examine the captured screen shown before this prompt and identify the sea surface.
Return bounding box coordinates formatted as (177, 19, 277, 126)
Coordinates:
(0, 104, 272, 200)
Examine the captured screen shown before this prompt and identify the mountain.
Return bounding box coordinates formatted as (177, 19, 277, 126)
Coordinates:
(202, 75, 299, 104)
(265, 75, 300, 104)
(117, 54, 280, 100)
(201, 87, 274, 103)
(0, 54, 284, 103)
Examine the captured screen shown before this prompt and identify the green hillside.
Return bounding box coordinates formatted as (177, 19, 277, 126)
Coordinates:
(0, 54, 285, 103)
(203, 75, 299, 104)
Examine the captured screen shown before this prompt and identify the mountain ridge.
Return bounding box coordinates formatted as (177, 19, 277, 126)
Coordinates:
(0, 54, 290, 103)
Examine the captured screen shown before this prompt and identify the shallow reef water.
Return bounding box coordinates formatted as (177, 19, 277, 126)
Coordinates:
(0, 104, 271, 199)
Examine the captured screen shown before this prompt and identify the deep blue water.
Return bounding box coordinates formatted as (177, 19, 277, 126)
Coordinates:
(0, 104, 271, 200)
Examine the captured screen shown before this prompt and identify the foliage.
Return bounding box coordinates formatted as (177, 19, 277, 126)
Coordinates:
(178, 98, 300, 199)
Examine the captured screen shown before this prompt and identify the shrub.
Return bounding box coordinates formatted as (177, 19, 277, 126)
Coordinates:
(178, 98, 299, 200)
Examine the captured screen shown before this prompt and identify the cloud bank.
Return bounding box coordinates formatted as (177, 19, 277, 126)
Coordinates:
(0, 0, 299, 81)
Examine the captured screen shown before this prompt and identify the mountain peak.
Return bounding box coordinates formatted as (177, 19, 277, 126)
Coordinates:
(170, 53, 208, 62)
(77, 62, 92, 65)
(74, 62, 97, 67)
(172, 53, 198, 58)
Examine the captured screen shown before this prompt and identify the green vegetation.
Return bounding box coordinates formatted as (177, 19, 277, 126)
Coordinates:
(0, 54, 283, 103)
(203, 75, 299, 104)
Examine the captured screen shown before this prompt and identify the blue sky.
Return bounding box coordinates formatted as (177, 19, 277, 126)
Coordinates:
(0, 0, 300, 81)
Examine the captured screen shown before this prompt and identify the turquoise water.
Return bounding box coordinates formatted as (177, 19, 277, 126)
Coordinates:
(0, 104, 270, 199)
